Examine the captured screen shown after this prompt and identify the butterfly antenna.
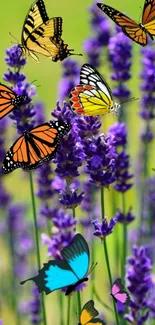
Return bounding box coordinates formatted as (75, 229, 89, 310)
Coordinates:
(69, 49, 83, 57)
(120, 97, 139, 105)
(30, 80, 41, 88)
(88, 262, 98, 275)
(9, 32, 19, 44)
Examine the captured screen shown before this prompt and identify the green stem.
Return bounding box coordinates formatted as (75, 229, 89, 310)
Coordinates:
(122, 194, 127, 284)
(72, 207, 76, 219)
(77, 291, 81, 316)
(101, 187, 119, 325)
(103, 239, 119, 325)
(91, 237, 95, 299)
(67, 295, 71, 325)
(29, 171, 47, 325)
(101, 186, 105, 219)
(59, 292, 64, 325)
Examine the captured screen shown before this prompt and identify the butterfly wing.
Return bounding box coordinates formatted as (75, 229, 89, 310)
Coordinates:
(142, 0, 155, 37)
(20, 259, 79, 294)
(2, 135, 30, 173)
(111, 278, 131, 305)
(111, 278, 123, 295)
(86, 320, 106, 325)
(114, 292, 131, 305)
(21, 0, 63, 61)
(0, 84, 25, 119)
(61, 233, 89, 281)
(2, 121, 71, 173)
(97, 3, 147, 45)
(80, 300, 98, 325)
(70, 64, 114, 116)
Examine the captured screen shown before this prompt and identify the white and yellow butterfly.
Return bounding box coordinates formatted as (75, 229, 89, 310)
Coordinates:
(70, 64, 120, 116)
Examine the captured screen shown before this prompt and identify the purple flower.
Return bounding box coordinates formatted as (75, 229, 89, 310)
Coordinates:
(125, 245, 153, 324)
(108, 30, 132, 103)
(116, 208, 135, 224)
(84, 133, 117, 187)
(92, 216, 118, 238)
(84, 2, 111, 66)
(75, 115, 101, 139)
(139, 45, 155, 146)
(7, 204, 33, 278)
(28, 287, 41, 324)
(42, 230, 75, 259)
(59, 188, 84, 209)
(37, 163, 55, 200)
(140, 46, 155, 120)
(108, 122, 133, 192)
(51, 102, 83, 179)
(4, 45, 37, 134)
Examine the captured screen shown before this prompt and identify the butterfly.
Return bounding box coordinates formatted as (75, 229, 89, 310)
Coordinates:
(70, 64, 120, 116)
(97, 1, 155, 46)
(0, 83, 27, 120)
(78, 300, 106, 325)
(20, 0, 82, 62)
(20, 233, 92, 296)
(111, 278, 131, 305)
(2, 121, 71, 174)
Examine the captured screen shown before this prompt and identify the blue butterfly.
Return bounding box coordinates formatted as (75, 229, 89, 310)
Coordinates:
(20, 233, 91, 295)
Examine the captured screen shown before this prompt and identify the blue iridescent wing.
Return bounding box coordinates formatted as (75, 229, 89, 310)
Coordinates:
(61, 233, 90, 280)
(20, 260, 78, 294)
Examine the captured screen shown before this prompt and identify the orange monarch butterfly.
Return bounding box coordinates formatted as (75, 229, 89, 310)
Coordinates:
(0, 83, 27, 120)
(2, 121, 71, 174)
(20, 0, 82, 62)
(97, 0, 155, 46)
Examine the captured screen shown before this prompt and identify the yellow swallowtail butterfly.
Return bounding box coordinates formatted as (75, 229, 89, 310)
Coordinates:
(20, 0, 82, 62)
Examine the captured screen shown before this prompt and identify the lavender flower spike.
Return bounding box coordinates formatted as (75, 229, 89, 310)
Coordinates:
(4, 45, 36, 134)
(84, 133, 117, 187)
(125, 245, 153, 324)
(92, 216, 118, 239)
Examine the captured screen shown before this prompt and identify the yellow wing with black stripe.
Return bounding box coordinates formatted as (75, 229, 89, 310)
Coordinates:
(20, 0, 82, 62)
(21, 0, 63, 62)
(79, 300, 106, 325)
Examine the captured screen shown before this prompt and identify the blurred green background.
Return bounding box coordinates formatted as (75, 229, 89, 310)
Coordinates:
(0, 0, 152, 324)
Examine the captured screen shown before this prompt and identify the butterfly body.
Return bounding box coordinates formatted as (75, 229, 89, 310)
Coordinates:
(0, 84, 27, 120)
(20, 0, 82, 62)
(2, 121, 71, 173)
(78, 300, 106, 325)
(20, 234, 90, 295)
(97, 0, 155, 46)
(65, 277, 88, 296)
(70, 64, 120, 117)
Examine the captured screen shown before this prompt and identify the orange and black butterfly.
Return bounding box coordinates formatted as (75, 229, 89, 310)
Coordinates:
(0, 83, 27, 120)
(97, 0, 155, 46)
(20, 0, 82, 62)
(2, 121, 71, 173)
(78, 300, 106, 325)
